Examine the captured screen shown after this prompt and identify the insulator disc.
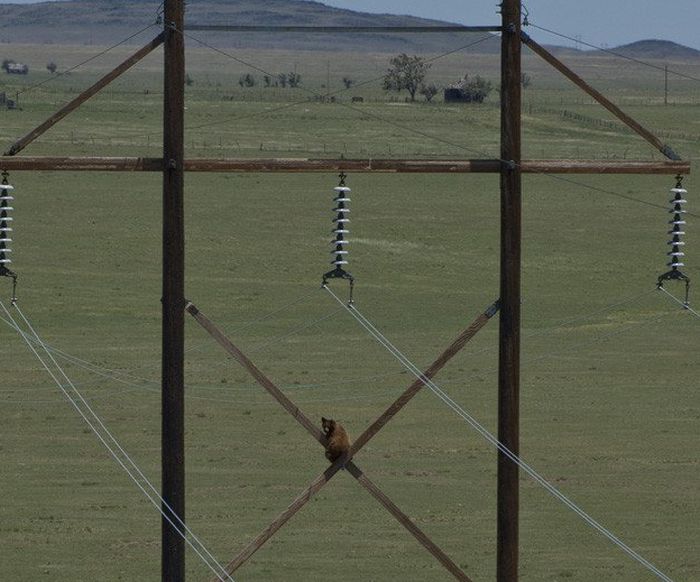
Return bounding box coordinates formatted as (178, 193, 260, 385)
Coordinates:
(333, 218, 350, 223)
(331, 240, 350, 245)
(0, 227, 12, 232)
(333, 197, 351, 203)
(332, 250, 349, 255)
(667, 241, 686, 245)
(332, 229, 349, 234)
(0, 258, 11, 264)
(0, 196, 13, 201)
(1, 248, 11, 253)
(670, 199, 687, 204)
(333, 208, 350, 213)
(668, 251, 685, 256)
(0, 217, 13, 222)
(333, 186, 351, 193)
(0, 207, 14, 212)
(332, 260, 349, 265)
(667, 231, 686, 236)
(670, 188, 688, 194)
(0, 238, 11, 243)
(668, 261, 685, 267)
(669, 220, 687, 225)
(0, 184, 14, 190)
(668, 209, 687, 214)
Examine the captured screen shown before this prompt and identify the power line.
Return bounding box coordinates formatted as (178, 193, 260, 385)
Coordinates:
(1, 299, 234, 582)
(15, 23, 159, 99)
(324, 285, 676, 582)
(526, 22, 700, 84)
(179, 30, 495, 133)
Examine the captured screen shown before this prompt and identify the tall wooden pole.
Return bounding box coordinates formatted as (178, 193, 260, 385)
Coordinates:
(162, 0, 186, 580)
(498, 1, 521, 581)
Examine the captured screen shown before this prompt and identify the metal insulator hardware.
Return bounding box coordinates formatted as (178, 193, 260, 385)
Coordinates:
(322, 172, 354, 302)
(657, 175, 690, 306)
(0, 170, 18, 302)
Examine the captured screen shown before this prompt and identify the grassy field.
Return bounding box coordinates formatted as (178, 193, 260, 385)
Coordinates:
(1, 37, 699, 582)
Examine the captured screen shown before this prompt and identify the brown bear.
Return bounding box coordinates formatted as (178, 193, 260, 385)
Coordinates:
(321, 417, 351, 463)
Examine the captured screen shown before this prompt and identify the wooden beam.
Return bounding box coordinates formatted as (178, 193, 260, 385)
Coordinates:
(161, 1, 185, 580)
(185, 25, 501, 33)
(499, 2, 522, 580)
(3, 34, 164, 157)
(0, 157, 690, 174)
(186, 301, 489, 581)
(521, 32, 681, 161)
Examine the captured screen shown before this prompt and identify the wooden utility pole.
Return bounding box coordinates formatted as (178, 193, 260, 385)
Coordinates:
(162, 0, 186, 580)
(498, 1, 521, 581)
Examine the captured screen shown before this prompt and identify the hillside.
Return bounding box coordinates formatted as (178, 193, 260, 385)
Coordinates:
(0, 0, 501, 53)
(606, 39, 700, 61)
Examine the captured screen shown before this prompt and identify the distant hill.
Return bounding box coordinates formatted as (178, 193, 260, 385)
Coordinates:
(0, 1, 698, 61)
(605, 39, 700, 61)
(0, 0, 501, 53)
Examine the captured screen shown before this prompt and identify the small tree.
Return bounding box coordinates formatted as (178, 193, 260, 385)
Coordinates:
(342, 76, 354, 89)
(382, 53, 431, 102)
(420, 83, 439, 102)
(288, 71, 301, 88)
(277, 73, 288, 88)
(2, 59, 15, 74)
(46, 62, 58, 74)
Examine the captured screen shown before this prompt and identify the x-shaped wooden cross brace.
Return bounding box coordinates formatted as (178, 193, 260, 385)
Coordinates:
(186, 298, 499, 581)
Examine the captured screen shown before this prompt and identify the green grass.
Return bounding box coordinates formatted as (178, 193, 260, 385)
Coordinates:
(0, 42, 699, 582)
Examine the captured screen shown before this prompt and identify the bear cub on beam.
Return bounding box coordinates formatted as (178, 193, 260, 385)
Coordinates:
(321, 417, 351, 463)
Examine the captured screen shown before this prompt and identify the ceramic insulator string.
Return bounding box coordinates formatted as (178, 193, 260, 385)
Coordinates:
(331, 184, 351, 267)
(322, 173, 355, 302)
(667, 181, 688, 270)
(657, 175, 691, 306)
(0, 176, 14, 268)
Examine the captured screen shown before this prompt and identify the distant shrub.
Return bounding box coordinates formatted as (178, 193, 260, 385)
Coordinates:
(445, 74, 493, 103)
(420, 83, 439, 102)
(238, 73, 256, 88)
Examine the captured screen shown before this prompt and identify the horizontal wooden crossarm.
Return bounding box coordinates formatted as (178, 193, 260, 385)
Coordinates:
(0, 156, 690, 174)
(521, 32, 681, 161)
(3, 33, 165, 157)
(187, 299, 495, 581)
(186, 24, 501, 33)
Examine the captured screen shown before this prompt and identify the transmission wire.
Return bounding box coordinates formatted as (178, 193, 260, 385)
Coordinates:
(526, 22, 700, 84)
(0, 299, 234, 582)
(15, 22, 159, 98)
(324, 285, 675, 582)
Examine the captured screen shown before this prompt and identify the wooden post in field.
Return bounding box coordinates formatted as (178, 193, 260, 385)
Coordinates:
(498, 1, 521, 581)
(162, 0, 186, 580)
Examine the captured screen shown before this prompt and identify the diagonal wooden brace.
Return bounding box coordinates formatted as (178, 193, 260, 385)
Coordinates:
(521, 32, 680, 161)
(186, 298, 498, 581)
(3, 33, 165, 157)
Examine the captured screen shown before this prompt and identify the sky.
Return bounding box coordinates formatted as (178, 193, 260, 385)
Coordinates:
(1, 0, 699, 51)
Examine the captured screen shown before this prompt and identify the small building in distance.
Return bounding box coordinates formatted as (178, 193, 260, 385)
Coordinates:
(6, 63, 29, 75)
